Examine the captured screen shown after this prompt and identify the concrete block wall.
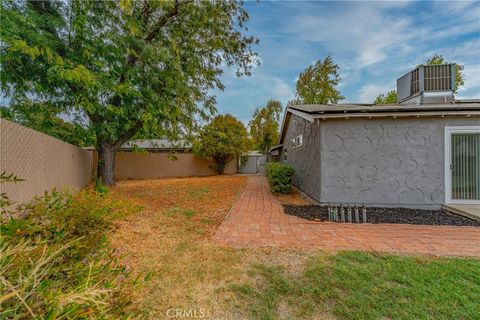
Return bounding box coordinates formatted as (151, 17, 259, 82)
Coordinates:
(282, 114, 322, 200)
(0, 119, 93, 205)
(110, 152, 237, 180)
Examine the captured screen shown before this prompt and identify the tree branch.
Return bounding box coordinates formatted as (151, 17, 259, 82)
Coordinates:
(144, 0, 192, 43)
(113, 119, 144, 148)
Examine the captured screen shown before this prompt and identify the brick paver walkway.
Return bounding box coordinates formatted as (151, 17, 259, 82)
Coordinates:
(213, 176, 480, 257)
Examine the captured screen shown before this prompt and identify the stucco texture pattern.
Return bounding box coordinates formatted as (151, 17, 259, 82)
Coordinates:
(283, 115, 322, 200)
(284, 115, 480, 209)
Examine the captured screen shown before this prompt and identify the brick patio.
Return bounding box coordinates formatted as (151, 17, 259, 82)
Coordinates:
(213, 176, 480, 257)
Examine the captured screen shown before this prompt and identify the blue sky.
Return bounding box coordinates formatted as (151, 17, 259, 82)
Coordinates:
(214, 1, 480, 124)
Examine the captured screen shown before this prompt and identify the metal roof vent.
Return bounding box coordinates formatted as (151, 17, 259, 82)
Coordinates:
(396, 64, 456, 105)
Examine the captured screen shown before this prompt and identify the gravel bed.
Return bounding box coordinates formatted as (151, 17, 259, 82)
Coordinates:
(283, 204, 480, 226)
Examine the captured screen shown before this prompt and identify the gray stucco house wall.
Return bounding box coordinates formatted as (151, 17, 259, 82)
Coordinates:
(281, 112, 480, 209)
(282, 115, 322, 200)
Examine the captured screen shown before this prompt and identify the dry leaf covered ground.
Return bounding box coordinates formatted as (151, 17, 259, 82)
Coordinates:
(108, 176, 480, 320)
(109, 176, 317, 319)
(274, 186, 314, 206)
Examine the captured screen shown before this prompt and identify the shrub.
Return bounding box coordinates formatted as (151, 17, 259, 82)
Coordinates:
(95, 176, 109, 195)
(0, 190, 143, 319)
(266, 162, 295, 194)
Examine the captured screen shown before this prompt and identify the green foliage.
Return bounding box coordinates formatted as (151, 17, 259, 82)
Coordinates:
(230, 251, 480, 320)
(186, 185, 210, 200)
(184, 209, 196, 218)
(1, 0, 258, 184)
(0, 190, 142, 319)
(0, 171, 25, 211)
(374, 89, 397, 105)
(248, 99, 282, 154)
(95, 176, 109, 195)
(194, 114, 249, 174)
(163, 206, 196, 219)
(292, 56, 344, 105)
(0, 171, 25, 183)
(266, 162, 295, 194)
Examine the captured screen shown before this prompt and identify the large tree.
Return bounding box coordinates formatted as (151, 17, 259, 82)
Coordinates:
(373, 90, 397, 105)
(373, 54, 465, 104)
(248, 99, 282, 154)
(1, 0, 258, 185)
(193, 114, 249, 174)
(291, 56, 344, 105)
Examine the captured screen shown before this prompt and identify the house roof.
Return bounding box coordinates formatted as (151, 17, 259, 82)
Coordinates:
(288, 100, 480, 115)
(82, 138, 192, 151)
(121, 139, 191, 150)
(277, 100, 480, 148)
(269, 144, 283, 152)
(245, 151, 264, 156)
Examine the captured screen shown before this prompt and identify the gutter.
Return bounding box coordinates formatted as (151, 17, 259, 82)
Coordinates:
(311, 110, 480, 120)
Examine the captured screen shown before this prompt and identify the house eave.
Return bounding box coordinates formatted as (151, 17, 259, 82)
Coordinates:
(278, 107, 316, 146)
(312, 110, 480, 120)
(269, 144, 283, 153)
(277, 104, 480, 146)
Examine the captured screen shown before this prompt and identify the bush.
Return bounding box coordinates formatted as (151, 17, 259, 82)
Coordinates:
(266, 162, 295, 194)
(0, 190, 144, 319)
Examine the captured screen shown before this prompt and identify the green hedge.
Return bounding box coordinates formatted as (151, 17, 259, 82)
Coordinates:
(266, 162, 295, 194)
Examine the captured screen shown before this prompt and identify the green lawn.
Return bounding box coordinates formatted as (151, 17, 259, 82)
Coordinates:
(229, 251, 480, 320)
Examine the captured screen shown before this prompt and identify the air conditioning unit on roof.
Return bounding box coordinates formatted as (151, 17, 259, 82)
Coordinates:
(396, 64, 456, 105)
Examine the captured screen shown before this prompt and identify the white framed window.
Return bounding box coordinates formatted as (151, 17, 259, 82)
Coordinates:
(444, 126, 480, 204)
(296, 134, 303, 147)
(291, 134, 303, 148)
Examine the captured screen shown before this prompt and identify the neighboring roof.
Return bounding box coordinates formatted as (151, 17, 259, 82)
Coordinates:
(245, 150, 264, 156)
(82, 138, 191, 151)
(277, 100, 480, 147)
(121, 139, 191, 150)
(269, 144, 283, 152)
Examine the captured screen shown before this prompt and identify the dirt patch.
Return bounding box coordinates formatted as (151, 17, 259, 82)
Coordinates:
(283, 205, 480, 226)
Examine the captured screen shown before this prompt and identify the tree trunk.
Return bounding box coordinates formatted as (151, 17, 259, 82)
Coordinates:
(97, 143, 116, 186)
(213, 160, 226, 175)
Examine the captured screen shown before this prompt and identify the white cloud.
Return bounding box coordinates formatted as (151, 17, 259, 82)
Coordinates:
(214, 0, 480, 118)
(357, 83, 395, 103)
(284, 4, 417, 68)
(270, 78, 295, 102)
(436, 40, 480, 62)
(457, 64, 480, 99)
(461, 65, 480, 91)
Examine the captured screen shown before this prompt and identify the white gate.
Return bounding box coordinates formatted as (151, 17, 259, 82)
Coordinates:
(239, 155, 267, 174)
